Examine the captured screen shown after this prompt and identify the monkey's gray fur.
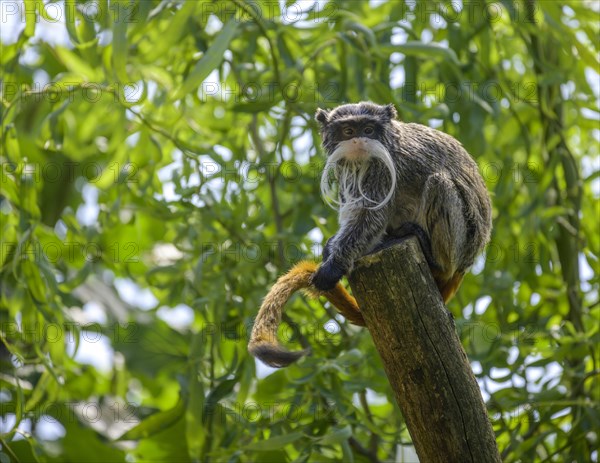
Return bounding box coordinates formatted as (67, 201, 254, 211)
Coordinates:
(312, 101, 492, 301)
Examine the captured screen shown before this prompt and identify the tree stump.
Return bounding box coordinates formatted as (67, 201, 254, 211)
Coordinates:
(348, 238, 500, 462)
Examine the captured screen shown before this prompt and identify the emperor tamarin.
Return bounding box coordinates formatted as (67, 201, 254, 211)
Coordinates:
(311, 101, 492, 301)
(247, 102, 492, 368)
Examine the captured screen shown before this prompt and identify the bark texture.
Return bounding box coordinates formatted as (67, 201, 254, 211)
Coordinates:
(348, 238, 500, 463)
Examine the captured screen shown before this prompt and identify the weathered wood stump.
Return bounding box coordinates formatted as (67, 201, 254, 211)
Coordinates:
(348, 238, 500, 462)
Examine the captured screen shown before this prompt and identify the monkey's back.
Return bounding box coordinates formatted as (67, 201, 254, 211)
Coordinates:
(388, 121, 492, 271)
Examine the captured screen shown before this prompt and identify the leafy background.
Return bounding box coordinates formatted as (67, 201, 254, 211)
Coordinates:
(1, 1, 598, 462)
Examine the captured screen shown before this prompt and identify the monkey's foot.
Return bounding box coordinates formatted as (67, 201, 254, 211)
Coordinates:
(369, 224, 442, 273)
(368, 236, 412, 255)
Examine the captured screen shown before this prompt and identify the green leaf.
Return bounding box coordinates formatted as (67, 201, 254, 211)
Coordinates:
(23, 0, 36, 38)
(319, 425, 352, 445)
(24, 371, 51, 413)
(245, 432, 305, 451)
(57, 404, 128, 463)
(52, 46, 98, 80)
(185, 367, 205, 460)
(173, 20, 239, 99)
(205, 378, 237, 408)
(118, 399, 186, 441)
(146, 1, 197, 62)
(112, 0, 129, 82)
(64, 0, 80, 44)
(22, 260, 46, 302)
(134, 414, 191, 463)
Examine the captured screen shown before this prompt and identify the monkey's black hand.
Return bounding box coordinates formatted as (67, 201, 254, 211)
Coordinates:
(311, 258, 346, 291)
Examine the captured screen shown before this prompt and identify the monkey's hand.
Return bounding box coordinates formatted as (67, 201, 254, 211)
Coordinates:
(311, 258, 347, 291)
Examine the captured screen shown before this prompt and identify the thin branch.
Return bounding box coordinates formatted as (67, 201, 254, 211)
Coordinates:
(230, 0, 282, 89)
(359, 390, 380, 455)
(348, 436, 381, 463)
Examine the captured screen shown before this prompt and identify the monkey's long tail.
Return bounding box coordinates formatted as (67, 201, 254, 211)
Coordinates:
(248, 261, 364, 368)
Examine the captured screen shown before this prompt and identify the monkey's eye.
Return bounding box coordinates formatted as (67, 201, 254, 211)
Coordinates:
(363, 126, 374, 135)
(343, 127, 355, 137)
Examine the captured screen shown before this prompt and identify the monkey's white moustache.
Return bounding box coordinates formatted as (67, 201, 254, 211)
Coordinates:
(320, 138, 397, 211)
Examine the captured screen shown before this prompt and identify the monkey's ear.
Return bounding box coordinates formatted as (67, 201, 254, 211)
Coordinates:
(315, 108, 330, 126)
(384, 103, 398, 120)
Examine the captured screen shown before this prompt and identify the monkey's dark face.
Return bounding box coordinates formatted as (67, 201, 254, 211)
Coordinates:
(316, 102, 398, 211)
(316, 102, 398, 157)
(321, 118, 388, 160)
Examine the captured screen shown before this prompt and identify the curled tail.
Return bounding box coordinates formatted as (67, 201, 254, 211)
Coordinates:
(248, 261, 364, 368)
